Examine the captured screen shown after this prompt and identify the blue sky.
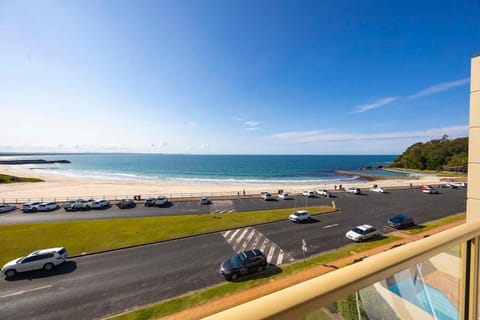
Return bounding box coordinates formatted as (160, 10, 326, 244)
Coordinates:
(1, 1, 478, 155)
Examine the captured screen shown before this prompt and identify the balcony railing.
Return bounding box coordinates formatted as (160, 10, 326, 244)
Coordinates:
(204, 220, 480, 320)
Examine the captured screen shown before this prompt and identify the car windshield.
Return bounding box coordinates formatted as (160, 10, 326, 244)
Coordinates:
(352, 228, 364, 234)
(230, 254, 245, 268)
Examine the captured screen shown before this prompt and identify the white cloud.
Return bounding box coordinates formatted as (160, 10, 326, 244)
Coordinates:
(200, 144, 209, 150)
(409, 78, 470, 99)
(348, 97, 397, 114)
(244, 120, 260, 131)
(189, 121, 199, 129)
(263, 125, 468, 144)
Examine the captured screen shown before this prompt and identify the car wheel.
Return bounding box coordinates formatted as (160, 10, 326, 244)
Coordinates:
(307, 217, 311, 222)
(257, 265, 264, 273)
(5, 269, 16, 278)
(43, 263, 54, 271)
(32, 207, 37, 212)
(231, 273, 238, 281)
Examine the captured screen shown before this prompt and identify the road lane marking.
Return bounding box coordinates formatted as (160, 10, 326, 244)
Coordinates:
(267, 246, 276, 263)
(323, 224, 339, 229)
(1, 285, 52, 298)
(221, 227, 295, 265)
(276, 250, 285, 265)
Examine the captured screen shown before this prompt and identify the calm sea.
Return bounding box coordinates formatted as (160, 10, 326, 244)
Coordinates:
(6, 154, 404, 184)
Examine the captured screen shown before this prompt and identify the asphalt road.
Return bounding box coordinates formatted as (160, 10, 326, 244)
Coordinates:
(0, 188, 467, 320)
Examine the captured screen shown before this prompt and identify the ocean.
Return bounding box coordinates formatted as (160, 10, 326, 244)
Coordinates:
(4, 154, 404, 184)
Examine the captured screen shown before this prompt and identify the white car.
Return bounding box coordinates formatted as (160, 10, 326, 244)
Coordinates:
(36, 202, 60, 212)
(200, 197, 210, 205)
(20, 201, 42, 213)
(90, 199, 110, 209)
(451, 182, 467, 188)
(0, 204, 16, 213)
(302, 190, 315, 197)
(278, 193, 292, 200)
(1, 247, 68, 278)
(370, 187, 385, 193)
(288, 210, 312, 223)
(423, 188, 439, 194)
(346, 224, 380, 242)
(68, 199, 91, 211)
(261, 192, 273, 200)
(346, 187, 361, 195)
(154, 196, 168, 207)
(315, 189, 330, 197)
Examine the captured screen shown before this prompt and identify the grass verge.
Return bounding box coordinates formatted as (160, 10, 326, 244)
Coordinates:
(404, 212, 465, 235)
(0, 174, 43, 183)
(108, 235, 401, 320)
(0, 206, 335, 263)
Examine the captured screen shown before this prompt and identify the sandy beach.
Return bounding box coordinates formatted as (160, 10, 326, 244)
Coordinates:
(0, 164, 453, 202)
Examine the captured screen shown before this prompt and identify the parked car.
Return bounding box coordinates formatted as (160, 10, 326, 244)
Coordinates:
(315, 189, 330, 197)
(220, 249, 267, 281)
(20, 201, 42, 213)
(387, 214, 415, 229)
(288, 210, 312, 223)
(261, 192, 273, 200)
(200, 196, 210, 205)
(117, 199, 136, 209)
(144, 197, 156, 207)
(64, 199, 91, 211)
(370, 186, 385, 193)
(442, 183, 457, 189)
(90, 199, 110, 209)
(1, 247, 68, 278)
(346, 187, 361, 195)
(302, 190, 315, 197)
(423, 188, 439, 194)
(451, 182, 467, 188)
(154, 196, 168, 207)
(36, 202, 60, 212)
(0, 204, 16, 213)
(419, 185, 434, 190)
(346, 224, 380, 242)
(278, 193, 293, 200)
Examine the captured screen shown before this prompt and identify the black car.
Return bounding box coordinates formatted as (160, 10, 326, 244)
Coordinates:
(387, 214, 415, 229)
(117, 199, 136, 209)
(220, 249, 267, 281)
(144, 197, 156, 207)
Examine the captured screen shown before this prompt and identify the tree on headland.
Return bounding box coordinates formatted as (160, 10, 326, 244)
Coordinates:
(389, 136, 468, 172)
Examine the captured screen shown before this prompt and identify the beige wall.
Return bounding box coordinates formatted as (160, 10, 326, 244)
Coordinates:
(468, 54, 480, 222)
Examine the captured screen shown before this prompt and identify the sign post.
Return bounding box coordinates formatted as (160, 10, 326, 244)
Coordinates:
(302, 238, 308, 261)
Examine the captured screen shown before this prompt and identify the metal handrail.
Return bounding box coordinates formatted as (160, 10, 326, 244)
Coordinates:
(204, 220, 480, 320)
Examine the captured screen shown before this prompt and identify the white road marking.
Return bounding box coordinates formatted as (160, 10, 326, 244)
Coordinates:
(1, 285, 52, 298)
(267, 246, 276, 263)
(226, 229, 241, 242)
(276, 250, 285, 265)
(323, 224, 339, 229)
(232, 228, 250, 248)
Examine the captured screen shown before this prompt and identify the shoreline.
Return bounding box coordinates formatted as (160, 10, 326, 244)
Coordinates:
(0, 164, 453, 201)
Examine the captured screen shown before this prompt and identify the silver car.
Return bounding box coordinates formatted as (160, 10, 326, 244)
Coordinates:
(1, 247, 68, 278)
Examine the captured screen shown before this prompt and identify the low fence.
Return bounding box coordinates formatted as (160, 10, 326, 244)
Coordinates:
(0, 184, 424, 205)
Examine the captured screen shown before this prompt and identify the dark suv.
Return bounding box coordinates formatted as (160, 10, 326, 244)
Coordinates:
(220, 249, 267, 281)
(387, 214, 415, 229)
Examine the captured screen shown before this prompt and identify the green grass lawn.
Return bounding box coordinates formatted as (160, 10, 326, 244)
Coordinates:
(0, 174, 43, 183)
(0, 206, 335, 263)
(404, 212, 465, 235)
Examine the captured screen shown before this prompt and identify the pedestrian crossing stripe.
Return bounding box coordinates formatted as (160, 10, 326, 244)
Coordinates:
(221, 227, 294, 265)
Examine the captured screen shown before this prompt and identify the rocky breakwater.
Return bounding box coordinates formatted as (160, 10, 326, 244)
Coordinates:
(0, 159, 71, 165)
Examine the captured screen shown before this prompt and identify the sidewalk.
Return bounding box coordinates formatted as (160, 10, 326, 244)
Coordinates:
(160, 219, 466, 320)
